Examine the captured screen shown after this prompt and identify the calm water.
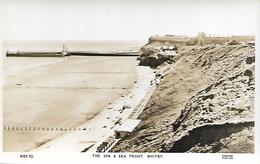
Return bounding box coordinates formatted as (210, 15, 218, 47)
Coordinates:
(3, 40, 144, 52)
(3, 40, 143, 77)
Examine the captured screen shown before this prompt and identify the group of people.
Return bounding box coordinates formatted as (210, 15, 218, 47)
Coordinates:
(150, 72, 164, 86)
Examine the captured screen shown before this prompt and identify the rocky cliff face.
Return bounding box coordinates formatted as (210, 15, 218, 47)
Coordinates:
(139, 41, 179, 68)
(111, 43, 255, 153)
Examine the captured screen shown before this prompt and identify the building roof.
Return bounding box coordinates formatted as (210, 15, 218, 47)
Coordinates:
(115, 119, 141, 132)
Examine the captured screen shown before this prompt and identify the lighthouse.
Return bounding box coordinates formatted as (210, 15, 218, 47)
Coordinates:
(62, 44, 68, 56)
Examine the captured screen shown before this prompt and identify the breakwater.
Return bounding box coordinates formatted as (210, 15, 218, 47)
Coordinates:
(6, 51, 141, 57)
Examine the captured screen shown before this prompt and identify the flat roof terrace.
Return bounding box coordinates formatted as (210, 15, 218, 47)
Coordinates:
(115, 119, 141, 133)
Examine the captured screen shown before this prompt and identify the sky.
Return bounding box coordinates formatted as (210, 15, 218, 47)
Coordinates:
(2, 0, 259, 41)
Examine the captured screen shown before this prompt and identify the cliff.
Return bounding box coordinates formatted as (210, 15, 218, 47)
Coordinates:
(111, 36, 255, 153)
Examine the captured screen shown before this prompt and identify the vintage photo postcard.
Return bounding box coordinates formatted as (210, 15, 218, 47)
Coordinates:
(0, 0, 259, 163)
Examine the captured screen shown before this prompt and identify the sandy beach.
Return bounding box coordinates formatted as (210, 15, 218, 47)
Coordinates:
(3, 56, 137, 152)
(32, 65, 155, 152)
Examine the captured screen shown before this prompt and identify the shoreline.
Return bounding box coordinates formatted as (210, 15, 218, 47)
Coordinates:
(3, 56, 137, 152)
(32, 64, 155, 152)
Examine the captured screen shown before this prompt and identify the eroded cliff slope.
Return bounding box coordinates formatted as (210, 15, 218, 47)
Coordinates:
(111, 42, 255, 153)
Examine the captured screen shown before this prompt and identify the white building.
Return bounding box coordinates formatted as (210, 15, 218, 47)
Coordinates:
(114, 119, 141, 139)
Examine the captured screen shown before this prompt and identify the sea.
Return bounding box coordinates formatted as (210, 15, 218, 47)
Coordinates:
(2, 40, 144, 76)
(3, 40, 144, 53)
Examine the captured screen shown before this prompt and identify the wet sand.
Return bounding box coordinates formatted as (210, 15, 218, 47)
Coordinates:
(3, 56, 137, 152)
(33, 66, 155, 152)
